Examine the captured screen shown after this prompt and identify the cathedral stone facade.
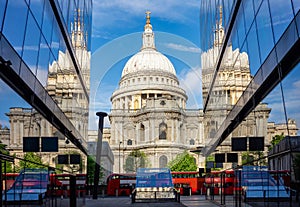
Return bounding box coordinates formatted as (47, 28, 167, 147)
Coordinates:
(108, 12, 204, 173)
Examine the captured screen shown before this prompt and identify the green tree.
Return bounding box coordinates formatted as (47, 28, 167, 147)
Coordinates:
(242, 151, 254, 165)
(269, 134, 285, 150)
(167, 151, 197, 172)
(124, 150, 148, 173)
(0, 141, 13, 172)
(19, 152, 45, 170)
(86, 155, 104, 185)
(242, 151, 267, 166)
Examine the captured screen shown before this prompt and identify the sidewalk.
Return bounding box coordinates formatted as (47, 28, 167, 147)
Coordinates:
(180, 195, 220, 207)
(84, 195, 220, 207)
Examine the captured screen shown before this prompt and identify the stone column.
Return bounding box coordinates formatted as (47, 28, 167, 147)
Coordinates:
(171, 120, 174, 142)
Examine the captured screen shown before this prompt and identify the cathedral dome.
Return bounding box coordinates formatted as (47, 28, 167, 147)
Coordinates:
(121, 11, 176, 78)
(121, 49, 176, 77)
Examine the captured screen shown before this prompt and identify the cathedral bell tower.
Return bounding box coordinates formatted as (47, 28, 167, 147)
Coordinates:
(71, 9, 87, 49)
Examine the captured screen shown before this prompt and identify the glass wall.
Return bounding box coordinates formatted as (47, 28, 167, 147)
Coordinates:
(0, 0, 92, 179)
(0, 0, 92, 142)
(200, 0, 300, 155)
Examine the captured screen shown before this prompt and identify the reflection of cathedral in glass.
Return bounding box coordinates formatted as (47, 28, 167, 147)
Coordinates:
(3, 9, 91, 172)
(47, 9, 90, 142)
(201, 6, 271, 164)
(109, 12, 204, 173)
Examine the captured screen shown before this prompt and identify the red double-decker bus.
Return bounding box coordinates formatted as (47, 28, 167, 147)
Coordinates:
(1, 173, 19, 190)
(51, 173, 86, 197)
(2, 172, 87, 197)
(172, 171, 205, 195)
(106, 173, 136, 196)
(204, 170, 235, 195)
(106, 171, 205, 196)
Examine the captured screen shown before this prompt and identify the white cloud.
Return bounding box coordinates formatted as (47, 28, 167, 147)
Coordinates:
(165, 43, 201, 53)
(92, 0, 200, 30)
(89, 83, 116, 129)
(178, 66, 202, 108)
(263, 78, 300, 128)
(0, 119, 10, 128)
(14, 42, 60, 52)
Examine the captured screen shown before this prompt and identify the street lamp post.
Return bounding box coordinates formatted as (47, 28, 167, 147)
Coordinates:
(93, 112, 107, 200)
(119, 141, 122, 174)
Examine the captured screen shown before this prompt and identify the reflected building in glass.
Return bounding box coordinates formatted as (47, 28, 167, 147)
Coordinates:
(0, 0, 92, 172)
(200, 0, 300, 179)
(201, 5, 272, 168)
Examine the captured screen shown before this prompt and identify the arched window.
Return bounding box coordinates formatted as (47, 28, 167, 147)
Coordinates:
(127, 139, 132, 145)
(159, 122, 167, 139)
(159, 155, 168, 168)
(134, 99, 139, 109)
(190, 139, 195, 145)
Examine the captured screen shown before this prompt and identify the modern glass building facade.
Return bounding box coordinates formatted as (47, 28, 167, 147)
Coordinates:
(200, 0, 300, 156)
(0, 0, 92, 157)
(200, 1, 300, 205)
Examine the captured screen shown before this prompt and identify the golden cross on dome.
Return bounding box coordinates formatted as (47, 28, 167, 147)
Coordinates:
(145, 11, 151, 18)
(145, 11, 152, 29)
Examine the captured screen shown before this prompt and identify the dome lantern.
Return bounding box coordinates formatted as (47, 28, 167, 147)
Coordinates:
(121, 11, 176, 77)
(142, 11, 155, 50)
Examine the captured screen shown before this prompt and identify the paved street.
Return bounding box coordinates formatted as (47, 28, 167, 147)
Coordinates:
(4, 195, 299, 207)
(83, 195, 220, 207)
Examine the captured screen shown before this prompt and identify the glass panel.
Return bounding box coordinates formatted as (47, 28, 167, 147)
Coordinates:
(297, 10, 300, 38)
(42, 0, 54, 47)
(68, 1, 76, 36)
(36, 36, 50, 87)
(231, 28, 241, 55)
(29, 0, 44, 28)
(19, 60, 35, 92)
(280, 63, 300, 134)
(261, 47, 277, 80)
(292, 0, 300, 14)
(256, 0, 274, 64)
(253, 0, 263, 14)
(241, 0, 255, 35)
(0, 33, 21, 74)
(0, 0, 7, 31)
(276, 21, 297, 62)
(2, 1, 28, 57)
(269, 0, 294, 43)
(234, 9, 246, 50)
(222, 0, 234, 29)
(50, 22, 61, 62)
(262, 85, 286, 135)
(58, 0, 69, 25)
(22, 12, 40, 74)
(246, 24, 260, 75)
